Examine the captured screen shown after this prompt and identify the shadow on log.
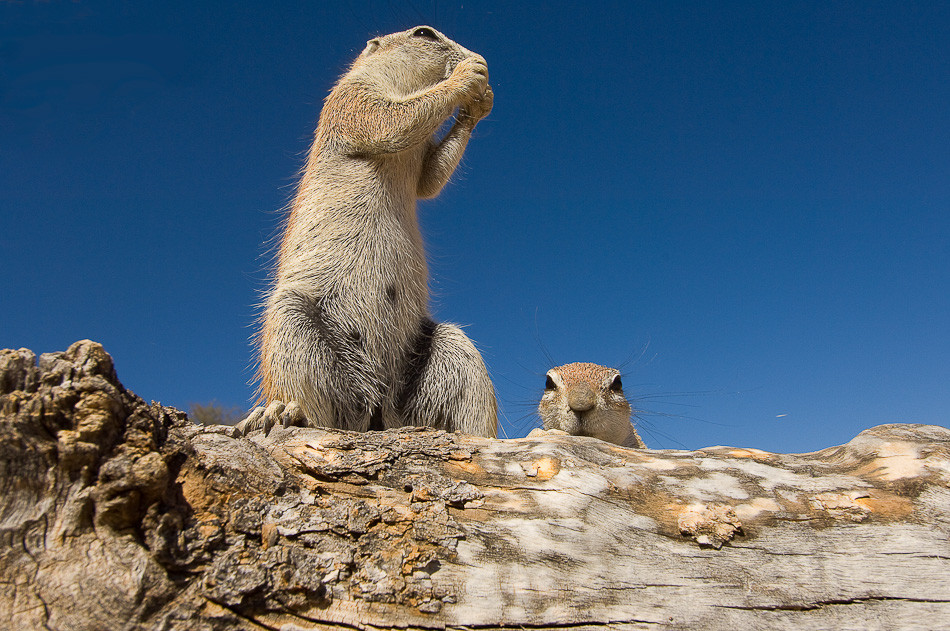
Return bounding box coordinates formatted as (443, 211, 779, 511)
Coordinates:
(2, 340, 949, 630)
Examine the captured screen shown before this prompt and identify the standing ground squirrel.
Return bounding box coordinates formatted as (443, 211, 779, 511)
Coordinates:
(530, 363, 646, 448)
(237, 26, 497, 437)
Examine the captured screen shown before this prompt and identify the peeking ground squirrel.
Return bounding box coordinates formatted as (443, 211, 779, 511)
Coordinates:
(236, 26, 497, 437)
(530, 363, 646, 448)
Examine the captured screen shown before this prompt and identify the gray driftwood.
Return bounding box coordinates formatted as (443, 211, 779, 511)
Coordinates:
(2, 340, 949, 630)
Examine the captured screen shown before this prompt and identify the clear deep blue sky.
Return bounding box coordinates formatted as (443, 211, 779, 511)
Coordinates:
(2, 1, 948, 452)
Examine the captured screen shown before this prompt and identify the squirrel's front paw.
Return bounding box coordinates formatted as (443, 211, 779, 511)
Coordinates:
(452, 55, 489, 101)
(460, 84, 493, 126)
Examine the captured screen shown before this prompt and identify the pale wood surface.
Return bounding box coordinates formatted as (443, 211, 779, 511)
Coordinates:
(2, 341, 949, 630)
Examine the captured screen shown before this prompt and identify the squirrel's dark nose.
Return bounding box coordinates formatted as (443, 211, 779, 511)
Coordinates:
(568, 384, 596, 413)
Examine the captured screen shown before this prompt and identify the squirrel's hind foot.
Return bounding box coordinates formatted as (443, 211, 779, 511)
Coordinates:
(234, 400, 306, 436)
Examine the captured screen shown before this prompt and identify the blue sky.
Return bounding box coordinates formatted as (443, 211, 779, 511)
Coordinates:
(2, 1, 948, 452)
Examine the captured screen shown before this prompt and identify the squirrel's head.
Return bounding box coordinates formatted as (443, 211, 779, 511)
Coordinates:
(539, 363, 633, 443)
(354, 26, 477, 95)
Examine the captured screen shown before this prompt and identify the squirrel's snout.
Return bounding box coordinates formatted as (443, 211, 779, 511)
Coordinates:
(567, 385, 596, 413)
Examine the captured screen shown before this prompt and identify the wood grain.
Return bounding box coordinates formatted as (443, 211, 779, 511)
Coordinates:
(2, 341, 948, 630)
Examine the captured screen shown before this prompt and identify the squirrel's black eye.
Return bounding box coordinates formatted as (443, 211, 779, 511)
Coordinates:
(544, 375, 556, 390)
(412, 27, 439, 41)
(608, 375, 623, 392)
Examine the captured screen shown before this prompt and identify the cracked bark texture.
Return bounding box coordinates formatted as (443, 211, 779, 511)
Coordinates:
(2, 341, 949, 631)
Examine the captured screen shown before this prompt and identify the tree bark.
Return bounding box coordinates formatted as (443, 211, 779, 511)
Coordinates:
(2, 340, 949, 630)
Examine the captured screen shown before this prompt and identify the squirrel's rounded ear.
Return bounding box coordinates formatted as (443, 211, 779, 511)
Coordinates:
(362, 39, 381, 57)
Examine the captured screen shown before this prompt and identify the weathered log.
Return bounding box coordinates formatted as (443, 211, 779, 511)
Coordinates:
(1, 340, 948, 630)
